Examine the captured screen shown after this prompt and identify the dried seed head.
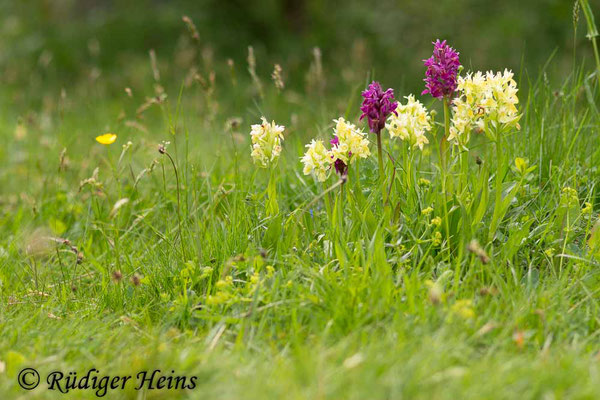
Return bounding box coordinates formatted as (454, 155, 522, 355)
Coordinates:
(59, 147, 68, 171)
(271, 64, 285, 91)
(247, 46, 263, 97)
(131, 274, 142, 287)
(182, 15, 200, 42)
(149, 49, 160, 82)
(306, 47, 325, 95)
(467, 239, 490, 264)
(428, 284, 443, 305)
(111, 270, 123, 283)
(225, 117, 242, 131)
(478, 286, 498, 296)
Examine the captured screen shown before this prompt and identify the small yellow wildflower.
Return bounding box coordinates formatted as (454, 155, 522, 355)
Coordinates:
(451, 299, 475, 320)
(418, 178, 431, 186)
(301, 139, 332, 182)
(206, 291, 230, 305)
(215, 276, 233, 289)
(560, 187, 579, 207)
(422, 207, 434, 216)
(433, 231, 442, 246)
(431, 216, 442, 227)
(514, 157, 528, 174)
(200, 266, 213, 279)
(250, 117, 285, 167)
(582, 202, 593, 215)
(215, 279, 228, 289)
(385, 95, 432, 150)
(95, 133, 117, 145)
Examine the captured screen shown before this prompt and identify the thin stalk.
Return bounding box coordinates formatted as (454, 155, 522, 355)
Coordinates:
(489, 132, 504, 242)
(580, 0, 600, 89)
(592, 39, 600, 90)
(339, 183, 345, 239)
(163, 150, 186, 260)
(442, 97, 451, 169)
(376, 131, 384, 183)
(439, 97, 452, 253)
(266, 167, 279, 217)
(460, 148, 469, 193)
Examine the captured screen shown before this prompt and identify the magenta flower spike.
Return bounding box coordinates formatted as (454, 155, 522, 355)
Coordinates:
(333, 158, 348, 177)
(360, 81, 398, 134)
(422, 40, 461, 100)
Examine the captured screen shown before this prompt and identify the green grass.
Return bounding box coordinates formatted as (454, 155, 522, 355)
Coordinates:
(1, 13, 600, 399)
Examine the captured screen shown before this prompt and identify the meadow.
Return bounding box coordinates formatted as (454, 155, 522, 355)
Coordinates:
(1, 1, 600, 399)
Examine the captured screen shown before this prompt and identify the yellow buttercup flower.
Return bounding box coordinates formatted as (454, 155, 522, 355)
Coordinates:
(386, 95, 432, 150)
(301, 139, 332, 182)
(250, 117, 285, 168)
(95, 133, 117, 145)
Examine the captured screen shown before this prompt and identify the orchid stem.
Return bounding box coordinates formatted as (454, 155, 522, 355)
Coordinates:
(376, 131, 386, 206)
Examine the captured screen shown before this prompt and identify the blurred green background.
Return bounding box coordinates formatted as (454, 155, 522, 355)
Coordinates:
(0, 0, 594, 102)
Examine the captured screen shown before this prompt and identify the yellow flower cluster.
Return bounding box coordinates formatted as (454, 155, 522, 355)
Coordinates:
(301, 139, 331, 182)
(330, 118, 371, 163)
(560, 187, 579, 207)
(385, 95, 432, 150)
(250, 117, 285, 167)
(449, 69, 520, 145)
(301, 118, 370, 181)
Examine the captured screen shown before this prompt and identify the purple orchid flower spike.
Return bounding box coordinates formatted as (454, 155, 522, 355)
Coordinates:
(360, 81, 398, 134)
(422, 39, 461, 100)
(333, 158, 348, 178)
(359, 81, 397, 184)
